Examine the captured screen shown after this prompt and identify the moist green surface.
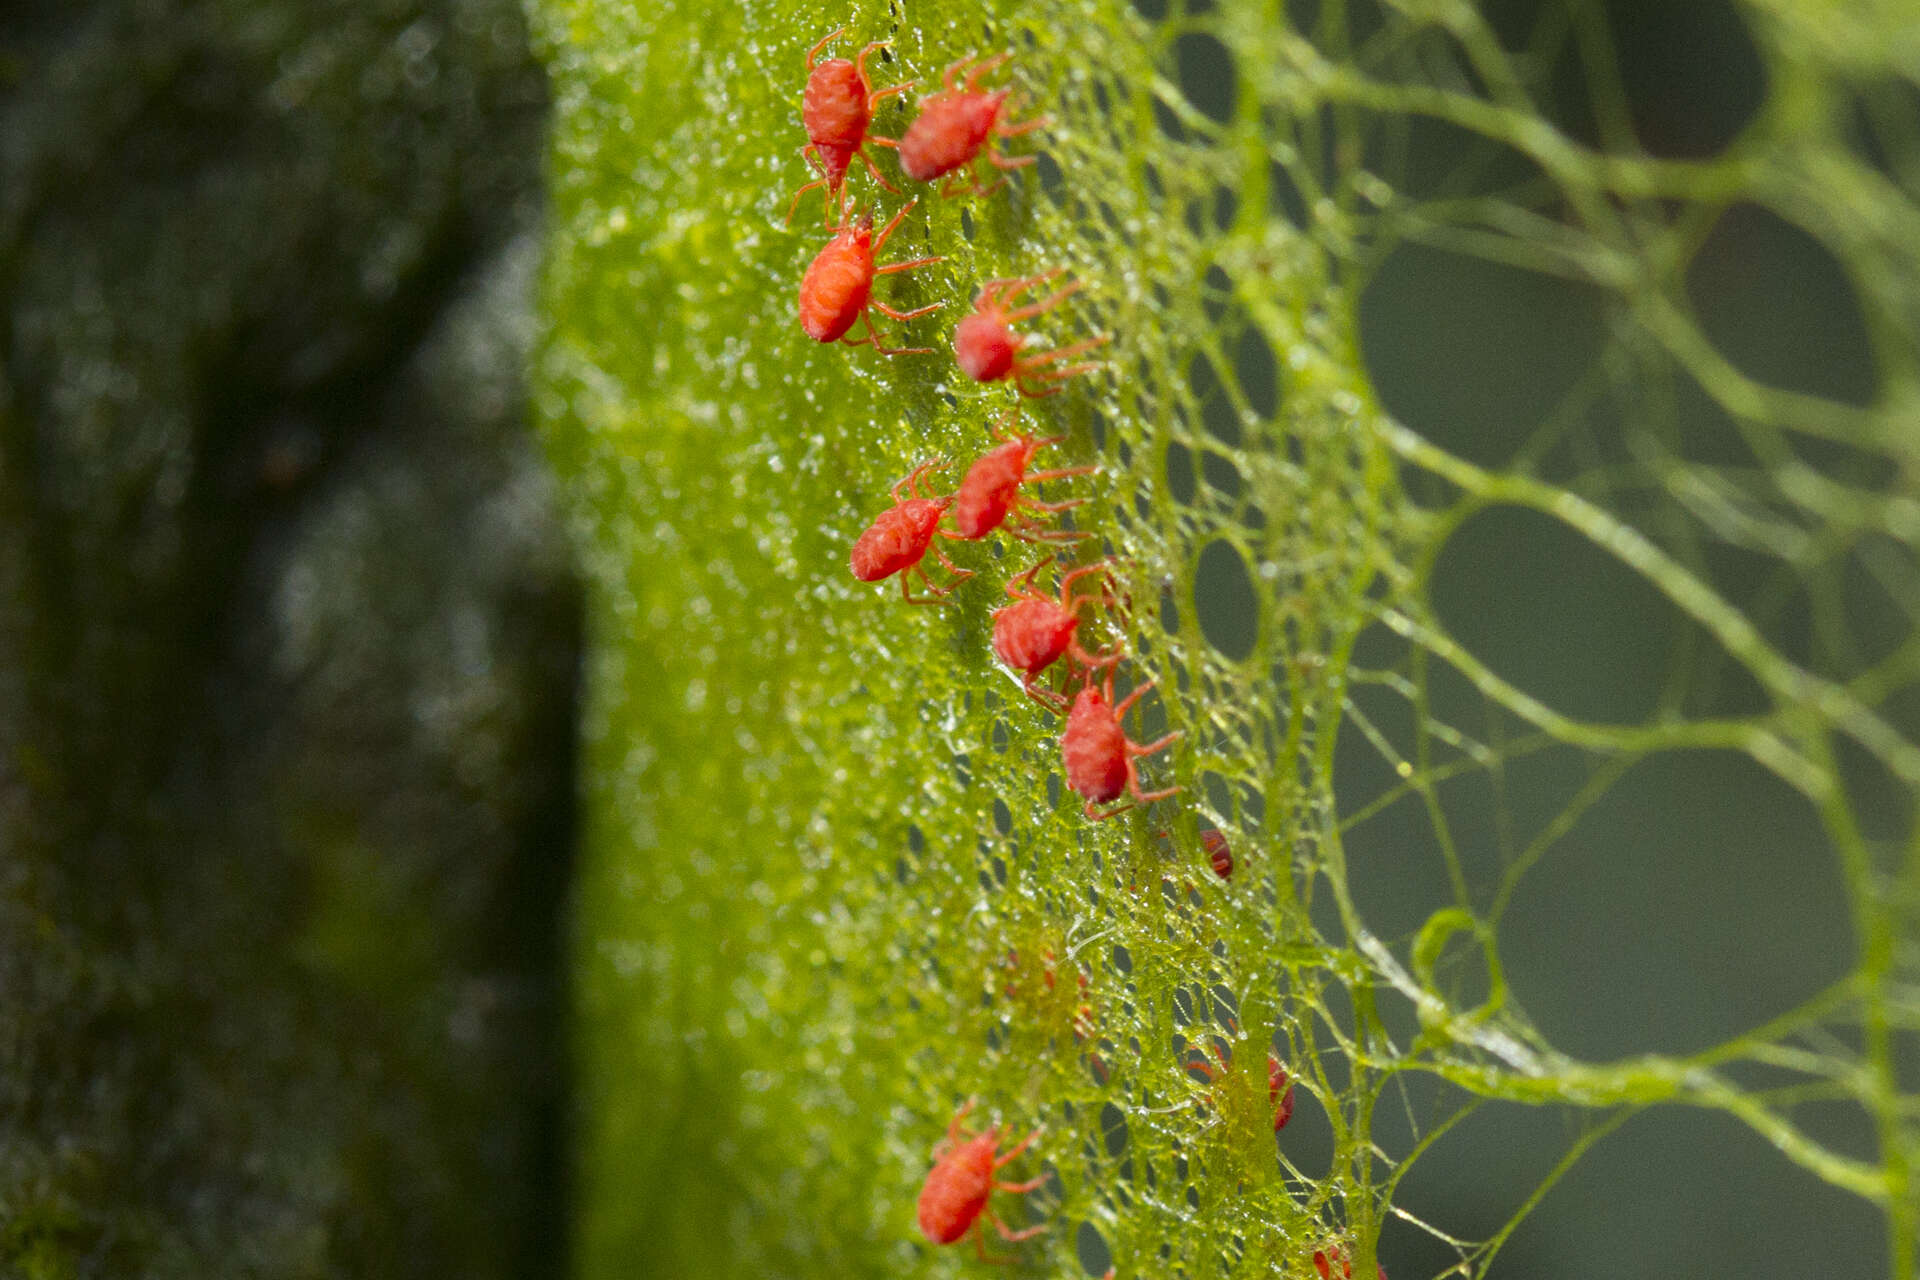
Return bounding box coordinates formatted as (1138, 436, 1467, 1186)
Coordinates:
(531, 2, 1920, 1276)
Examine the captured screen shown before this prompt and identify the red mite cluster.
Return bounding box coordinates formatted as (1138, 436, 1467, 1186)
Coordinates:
(792, 37, 1167, 828)
(781, 31, 1332, 1270)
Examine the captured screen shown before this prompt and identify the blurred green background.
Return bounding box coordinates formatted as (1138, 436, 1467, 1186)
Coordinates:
(1, 0, 1912, 1276)
(0, 0, 576, 1274)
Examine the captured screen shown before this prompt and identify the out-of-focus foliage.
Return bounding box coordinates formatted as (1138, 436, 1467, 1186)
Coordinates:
(532, 1, 1920, 1277)
(0, 1, 576, 1274)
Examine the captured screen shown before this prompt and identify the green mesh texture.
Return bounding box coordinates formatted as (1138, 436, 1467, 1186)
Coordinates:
(528, 1, 1920, 1276)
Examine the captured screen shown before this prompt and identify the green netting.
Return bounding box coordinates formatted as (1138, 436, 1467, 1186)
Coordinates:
(527, 1, 1920, 1276)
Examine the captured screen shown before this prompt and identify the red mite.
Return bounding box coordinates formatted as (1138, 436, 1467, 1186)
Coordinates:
(1269, 1055, 1295, 1130)
(916, 1100, 1047, 1260)
(954, 270, 1109, 395)
(1314, 1245, 1387, 1280)
(1060, 663, 1181, 820)
(991, 559, 1119, 713)
(952, 415, 1097, 543)
(849, 458, 974, 604)
(798, 200, 943, 353)
(1184, 1042, 1296, 1132)
(786, 29, 913, 225)
(899, 53, 1047, 196)
(1201, 828, 1233, 879)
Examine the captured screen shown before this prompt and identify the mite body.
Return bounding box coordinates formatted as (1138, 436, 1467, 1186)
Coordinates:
(1202, 828, 1233, 879)
(1185, 1040, 1296, 1133)
(898, 53, 1046, 196)
(849, 458, 973, 603)
(952, 416, 1096, 543)
(1269, 1056, 1296, 1131)
(1060, 665, 1181, 820)
(954, 271, 1108, 395)
(1314, 1246, 1388, 1280)
(787, 29, 913, 224)
(798, 201, 943, 353)
(991, 559, 1118, 712)
(916, 1100, 1046, 1260)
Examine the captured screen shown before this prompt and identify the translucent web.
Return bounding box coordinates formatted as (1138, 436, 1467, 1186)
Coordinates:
(529, 1, 1920, 1276)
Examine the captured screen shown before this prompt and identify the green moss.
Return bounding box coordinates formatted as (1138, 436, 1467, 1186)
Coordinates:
(533, 2, 1920, 1277)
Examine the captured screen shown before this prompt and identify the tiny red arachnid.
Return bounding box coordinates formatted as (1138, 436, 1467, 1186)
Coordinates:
(991, 558, 1120, 713)
(1314, 1245, 1387, 1280)
(952, 414, 1098, 543)
(898, 52, 1047, 196)
(1201, 827, 1233, 879)
(916, 1100, 1047, 1260)
(1269, 1055, 1295, 1130)
(786, 29, 914, 225)
(798, 200, 944, 353)
(1060, 662, 1181, 820)
(849, 457, 975, 604)
(954, 270, 1109, 396)
(1183, 1039, 1296, 1132)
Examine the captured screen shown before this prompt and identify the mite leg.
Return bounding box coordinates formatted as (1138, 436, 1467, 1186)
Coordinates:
(928, 544, 975, 589)
(988, 1211, 1046, 1243)
(948, 1098, 976, 1141)
(992, 1126, 1043, 1168)
(873, 258, 943, 279)
(1124, 732, 1183, 806)
(1129, 780, 1184, 806)
(1016, 364, 1104, 395)
(962, 52, 1011, 92)
(805, 27, 846, 71)
(1008, 518, 1087, 547)
(899, 568, 957, 606)
(1016, 371, 1100, 397)
(999, 280, 1082, 323)
(855, 147, 903, 195)
(985, 269, 1068, 310)
(1128, 731, 1181, 759)
(1018, 335, 1111, 368)
(1003, 557, 1053, 597)
(869, 197, 919, 254)
(1112, 678, 1157, 720)
(1013, 342, 1109, 395)
(898, 456, 945, 502)
(941, 166, 1008, 200)
(853, 312, 933, 357)
(1068, 637, 1125, 672)
(984, 415, 1051, 454)
(870, 299, 941, 322)
(938, 54, 973, 93)
(784, 177, 830, 226)
(1019, 518, 1088, 545)
(854, 41, 911, 108)
(1018, 675, 1070, 715)
(1056, 562, 1115, 601)
(784, 146, 835, 226)
(977, 272, 1059, 302)
(865, 75, 912, 109)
